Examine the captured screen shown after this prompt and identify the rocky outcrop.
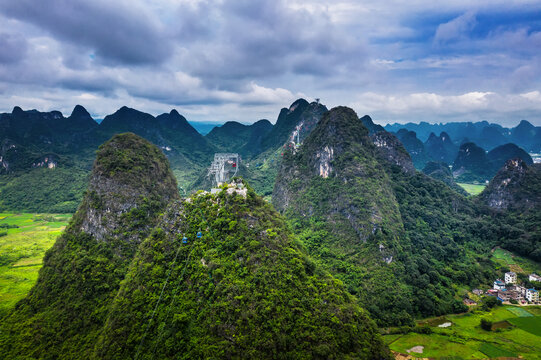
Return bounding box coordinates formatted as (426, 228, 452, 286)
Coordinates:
(31, 154, 58, 169)
(260, 99, 327, 153)
(273, 106, 404, 243)
(315, 145, 334, 178)
(76, 133, 179, 242)
(372, 131, 415, 175)
(480, 158, 541, 210)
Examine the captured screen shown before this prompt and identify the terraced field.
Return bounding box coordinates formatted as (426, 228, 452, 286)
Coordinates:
(0, 213, 70, 318)
(385, 306, 541, 359)
(492, 247, 541, 275)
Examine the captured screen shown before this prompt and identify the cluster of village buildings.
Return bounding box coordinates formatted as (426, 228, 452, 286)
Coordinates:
(465, 273, 540, 306)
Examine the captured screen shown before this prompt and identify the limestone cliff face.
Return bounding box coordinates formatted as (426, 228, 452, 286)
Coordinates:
(260, 99, 327, 153)
(371, 131, 415, 175)
(76, 133, 179, 243)
(480, 158, 541, 210)
(0, 139, 16, 173)
(273, 106, 404, 244)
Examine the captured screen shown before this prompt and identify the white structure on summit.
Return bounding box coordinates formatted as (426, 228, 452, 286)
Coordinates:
(505, 271, 517, 284)
(208, 153, 239, 186)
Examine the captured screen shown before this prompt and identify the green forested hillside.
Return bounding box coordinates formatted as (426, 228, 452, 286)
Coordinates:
(205, 119, 272, 154)
(0, 133, 390, 359)
(0, 133, 181, 358)
(274, 107, 499, 326)
(95, 182, 389, 359)
(0, 167, 89, 213)
(1, 101, 541, 359)
(479, 159, 541, 262)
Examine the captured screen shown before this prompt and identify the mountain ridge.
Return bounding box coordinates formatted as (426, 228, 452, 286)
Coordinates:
(0, 133, 391, 359)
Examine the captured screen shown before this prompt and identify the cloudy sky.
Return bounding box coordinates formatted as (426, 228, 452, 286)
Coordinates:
(0, 0, 540, 126)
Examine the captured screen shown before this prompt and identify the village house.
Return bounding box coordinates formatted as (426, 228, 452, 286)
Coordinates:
(497, 289, 510, 302)
(529, 274, 541, 282)
(463, 298, 477, 306)
(505, 271, 517, 284)
(508, 289, 524, 301)
(508, 284, 527, 296)
(493, 279, 506, 290)
(526, 288, 539, 303)
(472, 289, 484, 296)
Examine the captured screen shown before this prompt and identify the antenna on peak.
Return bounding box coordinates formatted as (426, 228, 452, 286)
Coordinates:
(315, 98, 320, 104)
(208, 153, 239, 187)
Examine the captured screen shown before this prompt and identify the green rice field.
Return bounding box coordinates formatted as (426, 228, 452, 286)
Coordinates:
(508, 316, 541, 337)
(457, 183, 486, 196)
(385, 306, 541, 359)
(478, 343, 517, 358)
(506, 306, 534, 317)
(0, 213, 71, 318)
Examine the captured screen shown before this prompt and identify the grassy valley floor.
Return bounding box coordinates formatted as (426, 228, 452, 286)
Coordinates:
(457, 183, 487, 196)
(0, 213, 70, 318)
(385, 306, 541, 359)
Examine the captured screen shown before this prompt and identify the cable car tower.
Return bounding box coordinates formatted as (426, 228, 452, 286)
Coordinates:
(208, 153, 239, 187)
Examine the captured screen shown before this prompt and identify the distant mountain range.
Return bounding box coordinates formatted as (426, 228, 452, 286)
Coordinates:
(0, 99, 329, 211)
(388, 122, 535, 182)
(385, 120, 541, 152)
(2, 101, 537, 211)
(0, 105, 219, 212)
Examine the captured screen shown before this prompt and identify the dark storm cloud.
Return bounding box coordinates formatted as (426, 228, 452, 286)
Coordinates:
(0, 33, 27, 63)
(0, 0, 172, 65)
(174, 0, 367, 87)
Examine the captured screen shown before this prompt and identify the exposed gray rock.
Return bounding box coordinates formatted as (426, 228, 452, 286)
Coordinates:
(480, 158, 540, 210)
(371, 131, 415, 175)
(76, 133, 180, 243)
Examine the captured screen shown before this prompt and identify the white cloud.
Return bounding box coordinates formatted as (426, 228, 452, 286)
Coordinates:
(434, 11, 477, 44)
(350, 91, 541, 125)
